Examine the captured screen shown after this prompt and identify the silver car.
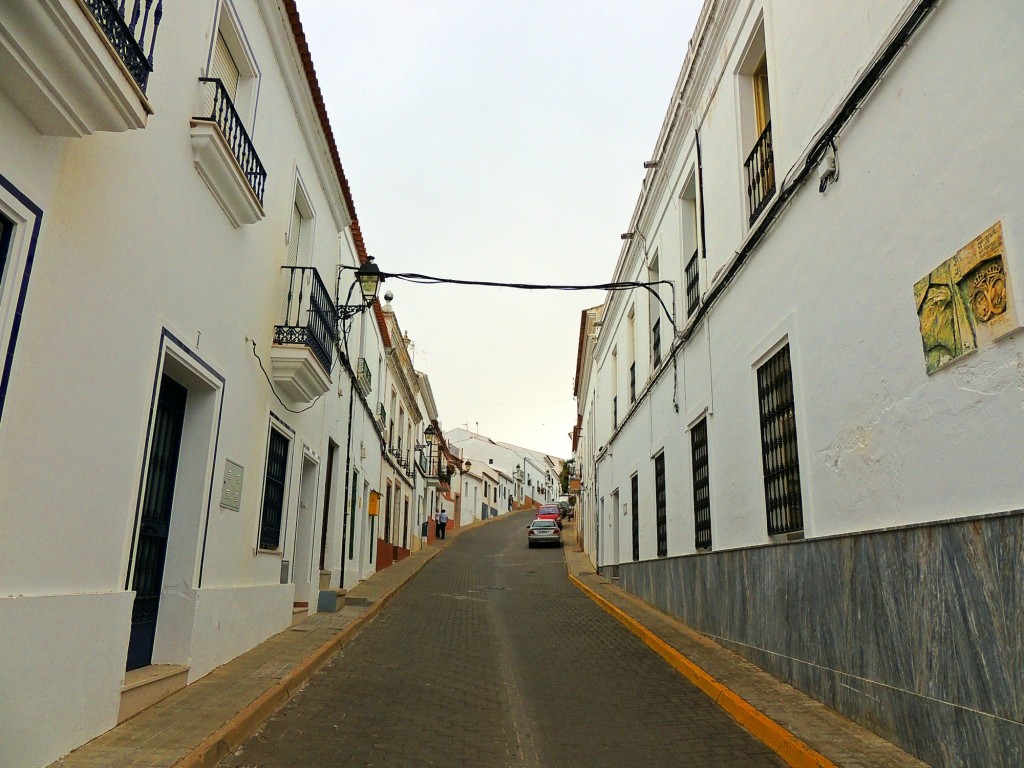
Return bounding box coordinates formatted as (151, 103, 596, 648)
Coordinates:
(527, 519, 562, 548)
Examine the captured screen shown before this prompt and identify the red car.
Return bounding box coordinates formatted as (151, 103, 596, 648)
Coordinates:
(535, 504, 562, 527)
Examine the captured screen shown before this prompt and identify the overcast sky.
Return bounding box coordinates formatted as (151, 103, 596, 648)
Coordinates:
(296, 1, 702, 458)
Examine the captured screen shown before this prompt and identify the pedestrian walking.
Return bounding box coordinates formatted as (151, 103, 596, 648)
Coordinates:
(436, 509, 448, 540)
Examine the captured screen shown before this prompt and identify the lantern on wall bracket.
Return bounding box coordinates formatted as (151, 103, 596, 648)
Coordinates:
(338, 256, 384, 320)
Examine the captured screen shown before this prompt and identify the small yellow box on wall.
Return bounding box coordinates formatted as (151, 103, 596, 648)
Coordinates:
(368, 490, 381, 517)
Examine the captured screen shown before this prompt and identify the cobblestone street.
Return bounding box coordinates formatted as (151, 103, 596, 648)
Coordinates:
(221, 513, 785, 767)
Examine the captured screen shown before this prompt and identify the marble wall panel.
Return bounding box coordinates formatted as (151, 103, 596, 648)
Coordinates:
(617, 511, 1024, 766)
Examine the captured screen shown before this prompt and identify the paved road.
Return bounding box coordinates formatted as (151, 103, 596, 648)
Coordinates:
(222, 512, 785, 767)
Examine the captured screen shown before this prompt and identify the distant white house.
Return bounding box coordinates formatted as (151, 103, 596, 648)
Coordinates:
(445, 427, 563, 507)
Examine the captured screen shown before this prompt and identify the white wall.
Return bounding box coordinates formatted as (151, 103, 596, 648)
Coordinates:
(587, 0, 1024, 563)
(0, 0, 397, 762)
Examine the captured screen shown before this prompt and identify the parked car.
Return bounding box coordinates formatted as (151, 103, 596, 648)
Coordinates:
(535, 504, 562, 527)
(527, 519, 562, 548)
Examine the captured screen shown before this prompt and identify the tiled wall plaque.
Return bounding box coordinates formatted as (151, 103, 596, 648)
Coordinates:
(914, 221, 1017, 373)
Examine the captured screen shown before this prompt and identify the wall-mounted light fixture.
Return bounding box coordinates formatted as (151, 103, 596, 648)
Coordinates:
(338, 256, 384, 320)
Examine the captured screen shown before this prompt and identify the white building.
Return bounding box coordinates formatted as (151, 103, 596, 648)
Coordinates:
(375, 303, 423, 565)
(576, 1, 1023, 764)
(445, 427, 562, 507)
(0, 2, 430, 765)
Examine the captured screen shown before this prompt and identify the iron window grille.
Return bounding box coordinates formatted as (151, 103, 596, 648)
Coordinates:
(629, 362, 636, 403)
(691, 419, 712, 550)
(275, 266, 336, 373)
(685, 248, 700, 317)
(630, 474, 640, 561)
(259, 429, 290, 550)
(612, 396, 618, 429)
(654, 453, 667, 557)
(757, 345, 804, 535)
(82, 0, 162, 93)
(651, 319, 661, 367)
(194, 78, 267, 204)
(744, 121, 775, 226)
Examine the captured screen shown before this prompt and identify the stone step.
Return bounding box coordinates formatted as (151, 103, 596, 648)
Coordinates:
(118, 665, 189, 723)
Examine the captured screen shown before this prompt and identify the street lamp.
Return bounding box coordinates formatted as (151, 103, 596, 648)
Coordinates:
(414, 423, 436, 472)
(338, 257, 384, 320)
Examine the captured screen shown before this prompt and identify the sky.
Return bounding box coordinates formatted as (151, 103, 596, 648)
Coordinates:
(296, 1, 703, 458)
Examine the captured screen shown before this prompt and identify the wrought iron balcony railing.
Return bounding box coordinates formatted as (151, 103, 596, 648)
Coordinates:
(83, 0, 162, 93)
(744, 121, 775, 226)
(274, 266, 337, 373)
(194, 78, 266, 204)
(356, 357, 372, 395)
(377, 403, 387, 426)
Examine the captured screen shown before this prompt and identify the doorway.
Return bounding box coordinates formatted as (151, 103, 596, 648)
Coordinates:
(127, 375, 187, 670)
(292, 455, 319, 609)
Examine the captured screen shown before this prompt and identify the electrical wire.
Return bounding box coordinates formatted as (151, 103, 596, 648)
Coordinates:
(249, 339, 323, 414)
(376, 270, 679, 335)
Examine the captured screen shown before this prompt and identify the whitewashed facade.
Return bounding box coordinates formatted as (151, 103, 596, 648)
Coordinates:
(445, 428, 562, 507)
(0, 2, 419, 765)
(576, 0, 1024, 763)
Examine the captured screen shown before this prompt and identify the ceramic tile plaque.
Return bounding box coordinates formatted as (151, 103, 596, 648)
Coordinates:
(914, 221, 1017, 374)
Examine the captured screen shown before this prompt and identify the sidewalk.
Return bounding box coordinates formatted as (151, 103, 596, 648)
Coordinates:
(50, 520, 483, 768)
(560, 519, 928, 768)
(53, 513, 925, 768)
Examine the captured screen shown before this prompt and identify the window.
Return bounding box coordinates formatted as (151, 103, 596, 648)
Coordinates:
(685, 250, 700, 317)
(0, 212, 12, 280)
(0, 183, 42, 425)
(611, 347, 619, 428)
(627, 308, 636, 403)
(259, 428, 290, 550)
(757, 345, 803, 535)
(207, 5, 259, 125)
(287, 180, 314, 267)
(691, 419, 711, 550)
(680, 176, 700, 315)
(211, 31, 240, 104)
(630, 474, 640, 561)
(739, 25, 775, 225)
(654, 453, 667, 556)
(649, 255, 663, 367)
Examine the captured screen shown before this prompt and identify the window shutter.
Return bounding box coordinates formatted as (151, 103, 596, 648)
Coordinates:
(211, 32, 240, 102)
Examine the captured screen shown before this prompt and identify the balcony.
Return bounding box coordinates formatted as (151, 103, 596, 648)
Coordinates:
(270, 266, 337, 402)
(356, 358, 372, 396)
(744, 122, 775, 226)
(190, 78, 266, 227)
(0, 0, 161, 136)
(376, 403, 387, 428)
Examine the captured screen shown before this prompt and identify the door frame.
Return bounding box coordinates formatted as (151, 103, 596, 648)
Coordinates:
(125, 330, 224, 669)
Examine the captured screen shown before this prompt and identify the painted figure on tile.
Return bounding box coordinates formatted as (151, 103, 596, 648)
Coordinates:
(915, 221, 1017, 374)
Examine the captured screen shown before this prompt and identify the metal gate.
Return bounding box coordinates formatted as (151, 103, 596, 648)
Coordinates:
(127, 375, 187, 670)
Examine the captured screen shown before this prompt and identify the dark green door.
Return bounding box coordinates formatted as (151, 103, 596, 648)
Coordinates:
(127, 375, 187, 670)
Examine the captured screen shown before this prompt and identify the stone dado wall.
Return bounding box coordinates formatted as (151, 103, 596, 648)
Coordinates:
(617, 511, 1024, 767)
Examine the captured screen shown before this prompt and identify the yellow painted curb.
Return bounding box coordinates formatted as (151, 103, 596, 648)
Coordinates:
(567, 571, 836, 768)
